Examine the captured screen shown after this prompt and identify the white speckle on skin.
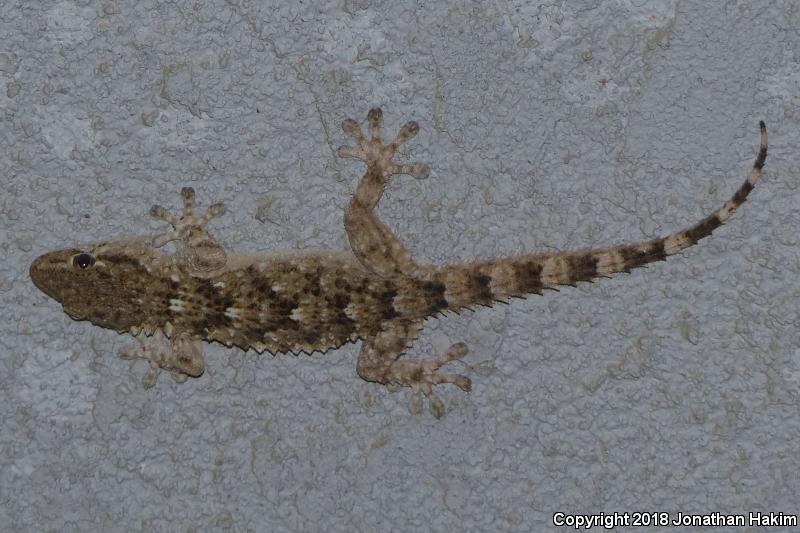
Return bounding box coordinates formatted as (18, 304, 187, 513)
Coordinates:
(169, 299, 185, 312)
(272, 282, 284, 292)
(224, 307, 241, 318)
(290, 308, 303, 321)
(213, 281, 225, 288)
(171, 274, 181, 282)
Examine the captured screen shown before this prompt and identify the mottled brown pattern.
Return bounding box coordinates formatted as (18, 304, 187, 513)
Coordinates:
(30, 110, 767, 417)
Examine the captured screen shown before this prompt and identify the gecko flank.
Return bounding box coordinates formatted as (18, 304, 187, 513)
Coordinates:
(30, 109, 768, 417)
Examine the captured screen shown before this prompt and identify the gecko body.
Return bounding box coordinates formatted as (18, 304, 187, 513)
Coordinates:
(30, 109, 767, 417)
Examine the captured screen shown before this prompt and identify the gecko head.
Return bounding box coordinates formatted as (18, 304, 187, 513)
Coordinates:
(30, 239, 158, 330)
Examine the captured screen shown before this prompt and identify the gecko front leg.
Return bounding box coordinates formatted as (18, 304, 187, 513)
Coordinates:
(118, 186, 227, 386)
(358, 320, 472, 418)
(119, 330, 205, 389)
(150, 186, 227, 275)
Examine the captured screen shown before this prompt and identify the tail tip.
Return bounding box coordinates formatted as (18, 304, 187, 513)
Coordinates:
(759, 120, 766, 131)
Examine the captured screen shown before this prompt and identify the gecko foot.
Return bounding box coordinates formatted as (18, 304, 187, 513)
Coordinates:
(380, 342, 471, 418)
(337, 107, 429, 178)
(150, 187, 227, 273)
(150, 187, 225, 246)
(119, 331, 205, 389)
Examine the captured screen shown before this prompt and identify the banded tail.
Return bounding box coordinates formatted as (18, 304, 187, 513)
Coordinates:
(431, 122, 767, 311)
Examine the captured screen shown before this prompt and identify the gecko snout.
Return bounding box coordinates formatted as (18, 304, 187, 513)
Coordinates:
(29, 251, 73, 303)
(30, 253, 57, 300)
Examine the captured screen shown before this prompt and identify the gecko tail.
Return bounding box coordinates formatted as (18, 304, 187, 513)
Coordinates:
(431, 121, 767, 311)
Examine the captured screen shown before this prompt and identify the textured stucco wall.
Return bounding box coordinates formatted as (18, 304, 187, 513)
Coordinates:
(2, 1, 798, 532)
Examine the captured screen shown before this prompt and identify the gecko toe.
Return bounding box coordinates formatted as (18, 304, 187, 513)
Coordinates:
(338, 145, 365, 160)
(341, 118, 365, 143)
(367, 107, 383, 139)
(390, 121, 420, 148)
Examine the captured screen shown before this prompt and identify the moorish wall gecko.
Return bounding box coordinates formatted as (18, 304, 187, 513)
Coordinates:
(30, 109, 768, 417)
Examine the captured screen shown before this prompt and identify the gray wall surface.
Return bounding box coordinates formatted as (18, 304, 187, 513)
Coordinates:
(2, 1, 798, 532)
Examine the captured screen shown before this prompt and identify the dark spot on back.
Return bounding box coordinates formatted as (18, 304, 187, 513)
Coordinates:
(333, 293, 350, 309)
(381, 306, 400, 320)
(331, 308, 356, 335)
(272, 296, 298, 313)
(248, 268, 275, 297)
(303, 269, 322, 296)
(302, 330, 320, 345)
(263, 316, 299, 332)
(192, 313, 231, 333)
(376, 286, 399, 320)
(172, 276, 236, 335)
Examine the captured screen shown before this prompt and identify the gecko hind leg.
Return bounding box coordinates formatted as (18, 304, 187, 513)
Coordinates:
(150, 187, 227, 274)
(338, 108, 431, 278)
(358, 321, 472, 418)
(119, 331, 205, 389)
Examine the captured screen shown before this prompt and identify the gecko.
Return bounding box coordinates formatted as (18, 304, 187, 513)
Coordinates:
(29, 109, 768, 417)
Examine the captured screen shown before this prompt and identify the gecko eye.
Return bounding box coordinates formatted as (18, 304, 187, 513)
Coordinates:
(71, 253, 95, 269)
